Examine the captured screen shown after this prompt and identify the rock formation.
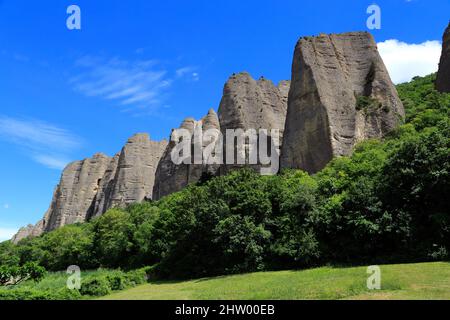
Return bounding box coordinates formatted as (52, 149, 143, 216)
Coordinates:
(11, 220, 45, 244)
(91, 154, 120, 218)
(218, 72, 290, 174)
(153, 109, 222, 200)
(218, 72, 289, 135)
(436, 22, 450, 93)
(280, 32, 405, 173)
(153, 73, 290, 199)
(12, 31, 407, 242)
(43, 153, 112, 231)
(12, 135, 166, 243)
(99, 134, 167, 212)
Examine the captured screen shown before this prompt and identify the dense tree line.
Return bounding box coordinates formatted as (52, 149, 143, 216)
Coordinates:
(0, 74, 449, 279)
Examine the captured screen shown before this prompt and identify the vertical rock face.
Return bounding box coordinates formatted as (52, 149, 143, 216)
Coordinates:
(218, 72, 289, 135)
(436, 22, 450, 93)
(281, 32, 404, 173)
(12, 135, 167, 242)
(153, 109, 222, 200)
(13, 31, 407, 242)
(11, 220, 45, 244)
(103, 134, 167, 210)
(43, 153, 112, 232)
(90, 154, 120, 218)
(153, 74, 290, 200)
(218, 72, 290, 173)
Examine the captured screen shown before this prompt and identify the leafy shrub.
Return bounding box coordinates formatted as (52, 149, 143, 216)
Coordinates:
(80, 276, 111, 296)
(0, 287, 81, 300)
(105, 270, 129, 291)
(125, 268, 148, 286)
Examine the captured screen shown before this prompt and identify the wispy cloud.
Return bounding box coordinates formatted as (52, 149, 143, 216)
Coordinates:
(70, 56, 172, 113)
(3, 204, 9, 209)
(378, 39, 442, 84)
(176, 66, 200, 81)
(0, 116, 82, 170)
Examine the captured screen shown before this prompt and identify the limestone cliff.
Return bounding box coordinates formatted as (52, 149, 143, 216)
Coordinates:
(99, 134, 167, 212)
(152, 109, 222, 200)
(436, 22, 450, 93)
(12, 135, 166, 243)
(12, 31, 407, 243)
(280, 32, 404, 173)
(218, 72, 289, 174)
(43, 153, 112, 231)
(153, 73, 290, 199)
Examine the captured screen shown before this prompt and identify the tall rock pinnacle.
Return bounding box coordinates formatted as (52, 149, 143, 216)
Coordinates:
(280, 32, 405, 173)
(12, 135, 167, 243)
(218, 72, 290, 174)
(152, 110, 222, 200)
(436, 22, 450, 93)
(98, 133, 167, 213)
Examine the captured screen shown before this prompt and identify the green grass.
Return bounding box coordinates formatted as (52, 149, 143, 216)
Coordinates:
(100, 262, 450, 300)
(13, 269, 114, 292)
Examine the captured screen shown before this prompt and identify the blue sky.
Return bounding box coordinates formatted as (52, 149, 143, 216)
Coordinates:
(0, 0, 449, 240)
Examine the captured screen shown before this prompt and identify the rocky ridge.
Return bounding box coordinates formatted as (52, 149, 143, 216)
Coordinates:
(280, 32, 404, 173)
(12, 29, 413, 243)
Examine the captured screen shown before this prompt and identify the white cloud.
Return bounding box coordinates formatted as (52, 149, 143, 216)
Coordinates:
(176, 66, 199, 81)
(3, 204, 9, 209)
(176, 66, 195, 77)
(71, 56, 172, 113)
(0, 227, 18, 242)
(378, 39, 442, 84)
(192, 72, 200, 81)
(0, 116, 82, 170)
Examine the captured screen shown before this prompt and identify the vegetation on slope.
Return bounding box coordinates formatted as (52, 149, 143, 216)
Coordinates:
(0, 74, 449, 295)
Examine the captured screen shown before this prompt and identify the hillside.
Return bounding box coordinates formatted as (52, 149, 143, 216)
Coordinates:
(100, 262, 450, 300)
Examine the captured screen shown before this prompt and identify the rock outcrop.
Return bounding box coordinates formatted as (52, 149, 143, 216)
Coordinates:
(13, 31, 407, 243)
(218, 72, 289, 135)
(153, 109, 222, 200)
(280, 32, 405, 173)
(91, 154, 120, 218)
(12, 135, 167, 243)
(436, 22, 450, 93)
(153, 73, 290, 199)
(43, 153, 112, 231)
(218, 72, 290, 174)
(100, 134, 167, 212)
(11, 220, 45, 244)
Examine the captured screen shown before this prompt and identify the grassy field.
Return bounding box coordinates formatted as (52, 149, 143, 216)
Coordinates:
(101, 262, 450, 300)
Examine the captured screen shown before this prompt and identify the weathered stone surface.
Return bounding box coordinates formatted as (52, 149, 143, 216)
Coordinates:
(43, 153, 112, 231)
(11, 220, 44, 244)
(218, 72, 290, 173)
(218, 72, 289, 134)
(153, 109, 222, 200)
(281, 32, 405, 173)
(90, 153, 120, 218)
(153, 74, 290, 200)
(13, 135, 167, 240)
(436, 22, 450, 93)
(13, 31, 407, 242)
(102, 133, 167, 210)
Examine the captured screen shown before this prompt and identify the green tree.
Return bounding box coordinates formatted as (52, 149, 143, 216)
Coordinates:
(92, 208, 134, 268)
